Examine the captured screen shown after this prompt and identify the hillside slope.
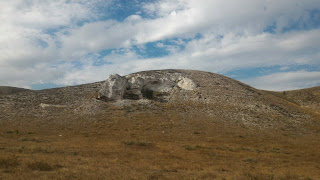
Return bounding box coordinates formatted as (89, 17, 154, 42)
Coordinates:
(0, 69, 318, 131)
(0, 86, 30, 95)
(284, 87, 320, 114)
(0, 69, 319, 179)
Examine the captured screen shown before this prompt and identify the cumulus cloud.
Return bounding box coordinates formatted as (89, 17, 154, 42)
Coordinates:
(0, 0, 111, 88)
(56, 28, 320, 86)
(244, 71, 320, 91)
(0, 0, 319, 90)
(0, 0, 98, 29)
(59, 0, 320, 57)
(60, 2, 319, 52)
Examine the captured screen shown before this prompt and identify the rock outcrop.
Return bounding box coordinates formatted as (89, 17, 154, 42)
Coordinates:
(97, 74, 128, 101)
(1, 69, 319, 131)
(97, 71, 197, 102)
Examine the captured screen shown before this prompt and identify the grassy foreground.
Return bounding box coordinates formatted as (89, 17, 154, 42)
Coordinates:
(0, 110, 319, 180)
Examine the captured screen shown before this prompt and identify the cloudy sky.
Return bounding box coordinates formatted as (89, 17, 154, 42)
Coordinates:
(1, 0, 320, 91)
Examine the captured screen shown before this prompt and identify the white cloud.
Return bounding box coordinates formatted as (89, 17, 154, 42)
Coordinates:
(59, 0, 320, 58)
(24, 28, 320, 88)
(59, 20, 135, 59)
(0, 0, 111, 87)
(57, 28, 320, 87)
(186, 29, 320, 70)
(0, 64, 66, 89)
(0, 0, 319, 90)
(0, 0, 102, 29)
(244, 71, 320, 91)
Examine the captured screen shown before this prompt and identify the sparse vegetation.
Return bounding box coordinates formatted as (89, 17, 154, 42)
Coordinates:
(0, 70, 319, 179)
(207, 152, 216, 157)
(27, 161, 60, 171)
(0, 107, 319, 179)
(184, 145, 197, 151)
(243, 158, 257, 163)
(122, 140, 152, 146)
(0, 155, 20, 169)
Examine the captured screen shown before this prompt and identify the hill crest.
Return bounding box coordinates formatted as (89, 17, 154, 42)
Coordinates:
(0, 69, 319, 133)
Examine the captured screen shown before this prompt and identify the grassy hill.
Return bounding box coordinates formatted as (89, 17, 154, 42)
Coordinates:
(0, 70, 319, 179)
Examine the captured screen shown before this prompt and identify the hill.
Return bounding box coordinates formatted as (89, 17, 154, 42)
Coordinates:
(0, 86, 30, 95)
(0, 69, 319, 179)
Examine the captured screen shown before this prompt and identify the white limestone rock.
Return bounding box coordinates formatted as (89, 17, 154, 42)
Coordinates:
(98, 74, 128, 101)
(177, 77, 197, 90)
(98, 71, 197, 102)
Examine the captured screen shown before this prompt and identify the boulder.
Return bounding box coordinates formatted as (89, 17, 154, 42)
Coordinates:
(98, 74, 128, 101)
(177, 77, 197, 90)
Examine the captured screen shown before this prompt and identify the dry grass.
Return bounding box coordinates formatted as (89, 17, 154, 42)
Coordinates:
(2, 70, 320, 179)
(27, 160, 61, 171)
(0, 107, 319, 180)
(0, 155, 20, 169)
(122, 140, 153, 146)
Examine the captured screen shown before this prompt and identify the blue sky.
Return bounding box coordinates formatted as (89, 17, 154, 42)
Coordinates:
(0, 0, 320, 91)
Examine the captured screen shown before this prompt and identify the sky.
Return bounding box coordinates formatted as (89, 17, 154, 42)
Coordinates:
(1, 0, 320, 91)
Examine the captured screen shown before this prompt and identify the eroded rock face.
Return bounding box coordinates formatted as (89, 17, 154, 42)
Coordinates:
(98, 74, 128, 101)
(98, 71, 197, 102)
(177, 77, 197, 90)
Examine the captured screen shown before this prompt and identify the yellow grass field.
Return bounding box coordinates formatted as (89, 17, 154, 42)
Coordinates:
(1, 110, 319, 180)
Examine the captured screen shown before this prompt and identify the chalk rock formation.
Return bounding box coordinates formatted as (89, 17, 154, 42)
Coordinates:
(177, 77, 197, 90)
(98, 71, 197, 102)
(97, 74, 128, 101)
